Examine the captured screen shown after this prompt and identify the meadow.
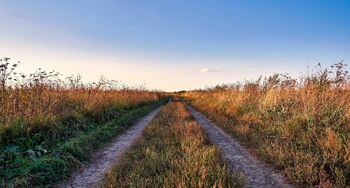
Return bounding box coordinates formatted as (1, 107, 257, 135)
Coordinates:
(102, 100, 244, 187)
(2, 56, 350, 188)
(182, 62, 350, 187)
(0, 58, 166, 187)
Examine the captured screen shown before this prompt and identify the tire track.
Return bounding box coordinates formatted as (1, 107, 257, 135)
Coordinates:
(60, 106, 162, 188)
(185, 104, 292, 188)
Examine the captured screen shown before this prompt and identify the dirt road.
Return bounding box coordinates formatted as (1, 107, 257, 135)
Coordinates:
(59, 102, 293, 188)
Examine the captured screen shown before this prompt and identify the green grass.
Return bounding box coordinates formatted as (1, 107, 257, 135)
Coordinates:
(101, 101, 244, 188)
(0, 100, 166, 187)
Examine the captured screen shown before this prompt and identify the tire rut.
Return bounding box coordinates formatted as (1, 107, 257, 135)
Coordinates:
(185, 104, 293, 188)
(60, 106, 162, 188)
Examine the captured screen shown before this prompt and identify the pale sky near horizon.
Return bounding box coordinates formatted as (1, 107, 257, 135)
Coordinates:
(0, 0, 349, 91)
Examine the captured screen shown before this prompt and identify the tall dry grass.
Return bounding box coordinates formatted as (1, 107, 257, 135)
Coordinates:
(0, 57, 162, 141)
(183, 62, 350, 187)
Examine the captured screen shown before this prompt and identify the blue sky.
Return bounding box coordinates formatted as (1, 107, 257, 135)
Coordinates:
(0, 0, 349, 91)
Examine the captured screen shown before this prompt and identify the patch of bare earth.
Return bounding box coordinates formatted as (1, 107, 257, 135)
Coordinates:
(186, 104, 293, 188)
(59, 107, 162, 188)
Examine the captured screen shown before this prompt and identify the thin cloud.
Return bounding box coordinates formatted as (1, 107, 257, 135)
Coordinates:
(199, 68, 221, 74)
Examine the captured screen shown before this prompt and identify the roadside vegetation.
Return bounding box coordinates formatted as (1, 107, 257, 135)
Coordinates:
(183, 62, 350, 187)
(0, 57, 166, 187)
(102, 100, 244, 188)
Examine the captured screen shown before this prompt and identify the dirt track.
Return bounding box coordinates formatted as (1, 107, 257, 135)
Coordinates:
(61, 107, 162, 188)
(60, 102, 293, 188)
(186, 104, 293, 188)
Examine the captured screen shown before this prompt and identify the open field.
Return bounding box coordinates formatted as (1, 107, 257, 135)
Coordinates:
(2, 1, 350, 187)
(101, 101, 244, 188)
(1, 57, 350, 188)
(182, 63, 350, 187)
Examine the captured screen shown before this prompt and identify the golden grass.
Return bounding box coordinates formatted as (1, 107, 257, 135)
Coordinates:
(1, 87, 161, 126)
(0, 58, 163, 139)
(182, 63, 350, 187)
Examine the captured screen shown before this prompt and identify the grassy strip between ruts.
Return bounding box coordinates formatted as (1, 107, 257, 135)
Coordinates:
(101, 101, 244, 188)
(1, 100, 166, 188)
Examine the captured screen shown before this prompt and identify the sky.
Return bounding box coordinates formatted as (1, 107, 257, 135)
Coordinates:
(0, 0, 349, 91)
